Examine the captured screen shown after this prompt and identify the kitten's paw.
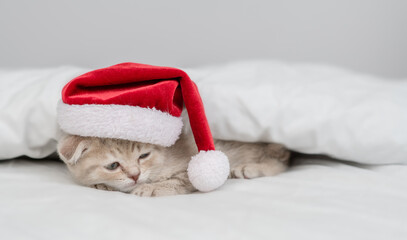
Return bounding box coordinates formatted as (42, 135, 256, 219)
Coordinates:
(92, 184, 114, 191)
(131, 184, 178, 197)
(231, 164, 263, 179)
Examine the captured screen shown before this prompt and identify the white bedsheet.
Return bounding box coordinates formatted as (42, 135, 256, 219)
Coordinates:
(1, 157, 406, 240)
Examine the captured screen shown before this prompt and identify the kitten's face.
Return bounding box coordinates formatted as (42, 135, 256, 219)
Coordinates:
(58, 135, 164, 192)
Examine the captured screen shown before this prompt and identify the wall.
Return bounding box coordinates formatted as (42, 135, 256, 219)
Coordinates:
(0, 0, 406, 78)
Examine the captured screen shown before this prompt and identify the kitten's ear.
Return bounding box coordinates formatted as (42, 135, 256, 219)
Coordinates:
(57, 135, 89, 165)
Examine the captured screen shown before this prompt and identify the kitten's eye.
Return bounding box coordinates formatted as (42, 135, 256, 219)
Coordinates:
(139, 152, 150, 160)
(105, 162, 120, 170)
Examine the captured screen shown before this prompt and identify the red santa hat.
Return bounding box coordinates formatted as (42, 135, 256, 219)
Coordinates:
(57, 62, 229, 192)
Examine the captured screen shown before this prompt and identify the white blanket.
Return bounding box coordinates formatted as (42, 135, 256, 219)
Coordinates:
(187, 61, 407, 164)
(0, 67, 87, 159)
(1, 61, 406, 164)
(1, 156, 406, 239)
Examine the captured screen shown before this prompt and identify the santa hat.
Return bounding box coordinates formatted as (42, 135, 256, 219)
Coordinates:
(57, 62, 229, 192)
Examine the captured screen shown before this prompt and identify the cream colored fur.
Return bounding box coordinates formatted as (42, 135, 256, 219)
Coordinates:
(57, 133, 290, 197)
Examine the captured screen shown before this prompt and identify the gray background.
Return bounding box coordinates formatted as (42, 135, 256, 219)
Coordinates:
(0, 0, 406, 78)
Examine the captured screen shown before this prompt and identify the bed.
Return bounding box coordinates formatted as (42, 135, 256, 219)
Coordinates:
(1, 61, 406, 239)
(1, 155, 406, 239)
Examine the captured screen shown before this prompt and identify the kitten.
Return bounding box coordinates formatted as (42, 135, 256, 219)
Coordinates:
(57, 132, 290, 197)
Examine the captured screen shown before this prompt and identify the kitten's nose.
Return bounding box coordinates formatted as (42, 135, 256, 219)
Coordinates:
(131, 174, 140, 183)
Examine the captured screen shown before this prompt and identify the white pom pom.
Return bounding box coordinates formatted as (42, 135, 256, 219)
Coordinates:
(187, 150, 230, 192)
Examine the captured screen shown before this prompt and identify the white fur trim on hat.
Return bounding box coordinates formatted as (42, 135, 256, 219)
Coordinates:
(57, 101, 183, 147)
(187, 150, 230, 192)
